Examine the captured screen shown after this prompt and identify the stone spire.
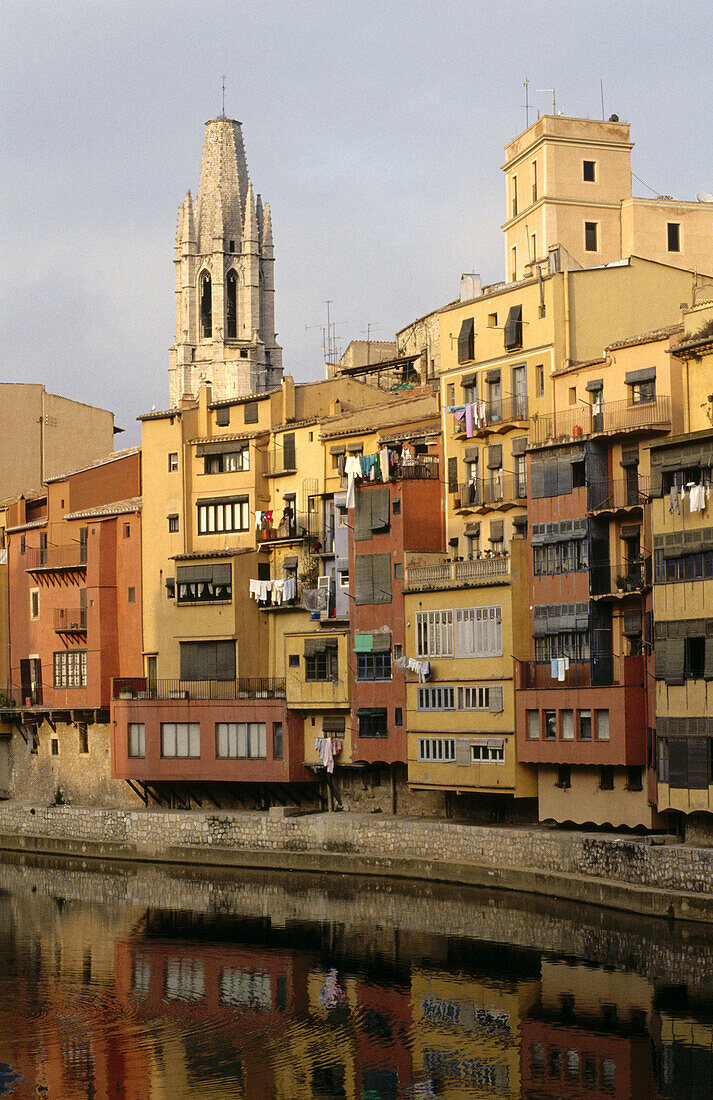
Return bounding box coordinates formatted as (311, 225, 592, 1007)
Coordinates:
(168, 116, 283, 407)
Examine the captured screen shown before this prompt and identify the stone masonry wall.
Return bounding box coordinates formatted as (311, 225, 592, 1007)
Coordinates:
(0, 802, 711, 897)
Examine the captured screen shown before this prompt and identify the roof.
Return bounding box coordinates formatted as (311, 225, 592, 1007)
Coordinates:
(189, 430, 262, 446)
(64, 497, 142, 521)
(209, 389, 277, 409)
(607, 324, 682, 351)
(137, 407, 183, 422)
(378, 421, 441, 444)
(171, 547, 254, 561)
(5, 519, 47, 535)
(670, 332, 713, 358)
(45, 446, 141, 483)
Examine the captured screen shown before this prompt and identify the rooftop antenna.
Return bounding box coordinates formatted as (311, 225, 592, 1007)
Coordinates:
(221, 74, 226, 117)
(523, 78, 530, 128)
(537, 87, 557, 115)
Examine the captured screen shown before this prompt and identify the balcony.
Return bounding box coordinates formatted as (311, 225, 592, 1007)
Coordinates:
(453, 394, 529, 437)
(263, 447, 296, 477)
(112, 677, 286, 701)
(256, 512, 310, 545)
(529, 395, 671, 446)
(451, 475, 526, 513)
(54, 607, 87, 634)
(588, 475, 651, 513)
(405, 555, 510, 590)
(25, 544, 87, 573)
(338, 456, 439, 491)
(590, 557, 651, 598)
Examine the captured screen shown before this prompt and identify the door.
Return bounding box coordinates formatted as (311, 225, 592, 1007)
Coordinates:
(511, 365, 528, 418)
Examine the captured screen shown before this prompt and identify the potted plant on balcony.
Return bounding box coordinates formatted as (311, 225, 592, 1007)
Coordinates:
(616, 574, 630, 592)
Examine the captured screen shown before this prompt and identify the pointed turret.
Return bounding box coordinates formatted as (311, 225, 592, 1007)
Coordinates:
(195, 118, 248, 253)
(256, 193, 264, 244)
(183, 189, 195, 252)
(242, 182, 258, 254)
(262, 201, 274, 254)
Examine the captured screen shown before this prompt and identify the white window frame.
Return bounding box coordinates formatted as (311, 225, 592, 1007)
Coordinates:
(197, 498, 249, 534)
(30, 587, 40, 621)
(416, 610, 454, 658)
(128, 723, 146, 758)
(53, 649, 87, 688)
(417, 686, 455, 710)
(457, 685, 491, 709)
(471, 744, 505, 763)
(454, 606, 502, 658)
(216, 721, 267, 759)
(161, 722, 200, 758)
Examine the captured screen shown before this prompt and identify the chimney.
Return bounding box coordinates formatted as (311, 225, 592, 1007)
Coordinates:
(282, 375, 296, 422)
(460, 273, 482, 302)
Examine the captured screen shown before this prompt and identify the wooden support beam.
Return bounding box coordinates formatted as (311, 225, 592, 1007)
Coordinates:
(126, 780, 148, 807)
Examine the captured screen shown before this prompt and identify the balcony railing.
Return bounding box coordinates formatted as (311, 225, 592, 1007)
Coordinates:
(395, 455, 439, 480)
(587, 475, 651, 512)
(263, 448, 296, 476)
(516, 655, 645, 691)
(112, 677, 286, 701)
(530, 396, 671, 445)
(25, 545, 87, 571)
(256, 512, 310, 543)
(453, 394, 529, 435)
(405, 555, 510, 589)
(452, 475, 526, 510)
(54, 608, 87, 633)
(590, 557, 651, 597)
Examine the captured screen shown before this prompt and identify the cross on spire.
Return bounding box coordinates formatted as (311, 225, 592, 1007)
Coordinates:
(221, 74, 226, 117)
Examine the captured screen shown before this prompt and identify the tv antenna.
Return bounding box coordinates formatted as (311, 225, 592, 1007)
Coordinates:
(306, 300, 347, 366)
(523, 78, 530, 127)
(537, 87, 557, 115)
(221, 75, 226, 117)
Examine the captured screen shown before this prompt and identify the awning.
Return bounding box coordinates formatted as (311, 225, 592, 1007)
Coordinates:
(346, 443, 364, 454)
(625, 367, 656, 384)
(330, 444, 346, 455)
(354, 633, 373, 653)
(460, 372, 477, 388)
(304, 637, 338, 657)
(585, 378, 603, 392)
(322, 715, 346, 733)
(283, 555, 298, 568)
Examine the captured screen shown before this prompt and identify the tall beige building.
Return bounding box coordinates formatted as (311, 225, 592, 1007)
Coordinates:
(169, 116, 283, 406)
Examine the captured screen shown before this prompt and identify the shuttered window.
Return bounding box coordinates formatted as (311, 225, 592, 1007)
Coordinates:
(503, 305, 522, 350)
(243, 401, 258, 424)
(418, 737, 456, 762)
(179, 641, 235, 681)
(668, 738, 711, 789)
(354, 554, 391, 605)
(416, 610, 454, 657)
(282, 433, 296, 470)
(448, 457, 458, 494)
(457, 318, 475, 363)
(454, 606, 502, 657)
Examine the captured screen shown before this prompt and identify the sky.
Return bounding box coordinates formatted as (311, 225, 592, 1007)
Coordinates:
(2, 0, 712, 444)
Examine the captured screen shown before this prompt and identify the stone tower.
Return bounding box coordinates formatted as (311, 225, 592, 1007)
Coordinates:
(169, 117, 283, 406)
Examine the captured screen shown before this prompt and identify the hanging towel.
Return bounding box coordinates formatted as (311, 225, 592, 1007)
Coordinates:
(551, 658, 559, 679)
(379, 447, 390, 482)
(321, 737, 334, 774)
(465, 402, 475, 438)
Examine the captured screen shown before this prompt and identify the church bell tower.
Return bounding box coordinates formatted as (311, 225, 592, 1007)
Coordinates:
(169, 117, 283, 405)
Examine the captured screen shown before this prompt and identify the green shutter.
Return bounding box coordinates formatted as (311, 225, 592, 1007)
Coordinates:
(354, 633, 373, 653)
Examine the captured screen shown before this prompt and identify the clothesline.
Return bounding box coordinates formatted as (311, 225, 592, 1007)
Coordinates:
(248, 576, 297, 604)
(315, 736, 343, 774)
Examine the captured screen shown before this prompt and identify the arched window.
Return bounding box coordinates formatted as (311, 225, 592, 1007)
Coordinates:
(200, 271, 212, 339)
(226, 270, 237, 339)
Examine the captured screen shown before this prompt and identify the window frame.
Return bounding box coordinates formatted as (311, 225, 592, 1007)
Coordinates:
(161, 722, 200, 758)
(356, 652, 392, 681)
(128, 723, 146, 759)
(584, 221, 599, 252)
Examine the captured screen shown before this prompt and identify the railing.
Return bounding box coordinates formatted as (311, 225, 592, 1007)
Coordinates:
(530, 396, 671, 445)
(395, 456, 439, 480)
(263, 447, 296, 476)
(256, 512, 310, 543)
(452, 476, 526, 509)
(516, 654, 645, 690)
(453, 394, 528, 434)
(588, 476, 651, 512)
(590, 557, 651, 597)
(54, 608, 87, 632)
(25, 545, 87, 570)
(405, 555, 510, 589)
(112, 677, 286, 701)
(309, 523, 335, 554)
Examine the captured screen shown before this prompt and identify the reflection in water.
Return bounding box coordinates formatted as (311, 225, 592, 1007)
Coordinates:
(0, 855, 710, 1097)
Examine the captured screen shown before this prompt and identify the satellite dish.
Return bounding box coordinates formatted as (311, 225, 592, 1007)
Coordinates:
(697, 192, 713, 203)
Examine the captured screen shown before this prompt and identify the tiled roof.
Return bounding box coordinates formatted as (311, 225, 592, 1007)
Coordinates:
(45, 446, 141, 483)
(64, 497, 142, 521)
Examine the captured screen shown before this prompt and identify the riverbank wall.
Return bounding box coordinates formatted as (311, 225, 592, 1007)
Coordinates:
(0, 802, 711, 923)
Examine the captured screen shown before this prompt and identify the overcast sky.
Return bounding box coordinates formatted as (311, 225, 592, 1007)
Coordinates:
(2, 1, 712, 444)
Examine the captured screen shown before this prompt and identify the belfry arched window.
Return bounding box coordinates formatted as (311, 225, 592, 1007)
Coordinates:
(226, 270, 237, 339)
(200, 271, 212, 339)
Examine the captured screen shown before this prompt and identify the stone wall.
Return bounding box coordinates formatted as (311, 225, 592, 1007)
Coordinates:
(0, 802, 711, 910)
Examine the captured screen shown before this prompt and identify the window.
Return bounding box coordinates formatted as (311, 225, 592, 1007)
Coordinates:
(197, 497, 249, 534)
(393, 643, 403, 660)
(556, 764, 571, 789)
(358, 709, 388, 738)
(20, 535, 25, 555)
(78, 725, 89, 753)
(579, 710, 592, 740)
(216, 722, 266, 759)
(511, 246, 517, 282)
(667, 222, 681, 252)
(531, 232, 537, 262)
(165, 958, 205, 1001)
(51, 738, 58, 756)
(544, 711, 557, 740)
(416, 609, 454, 658)
(685, 636, 706, 679)
(354, 552, 392, 605)
(53, 650, 87, 688)
(168, 452, 178, 472)
(161, 722, 200, 758)
(561, 710, 574, 740)
(418, 737, 455, 762)
(128, 587, 135, 604)
(165, 578, 175, 599)
(273, 722, 283, 760)
(393, 561, 402, 580)
(596, 710, 610, 740)
(168, 514, 179, 533)
(511, 175, 518, 218)
(600, 765, 614, 791)
(583, 160, 596, 182)
(447, 383, 456, 404)
(503, 306, 522, 350)
(338, 567, 349, 589)
(205, 447, 250, 473)
(128, 723, 145, 758)
(357, 653, 392, 680)
(569, 386, 577, 405)
(626, 766, 643, 791)
(337, 506, 348, 528)
(240, 349, 249, 358)
(226, 270, 237, 338)
(179, 640, 235, 680)
(630, 379, 655, 404)
(458, 684, 501, 710)
(535, 365, 545, 397)
(487, 312, 497, 328)
(454, 606, 502, 658)
(306, 648, 338, 681)
(457, 318, 475, 363)
(527, 711, 540, 739)
(471, 743, 504, 763)
(176, 563, 231, 603)
(244, 401, 258, 424)
(392, 498, 401, 516)
(200, 271, 212, 338)
(30, 588, 39, 621)
(288, 654, 299, 667)
(394, 707, 402, 726)
(228, 239, 235, 253)
(585, 221, 598, 252)
(417, 686, 455, 710)
(515, 454, 527, 498)
(531, 160, 538, 203)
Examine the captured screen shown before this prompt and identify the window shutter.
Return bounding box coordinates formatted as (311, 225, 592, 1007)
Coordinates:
(243, 401, 258, 424)
(487, 444, 503, 469)
(704, 639, 713, 681)
(557, 458, 573, 495)
(354, 491, 373, 541)
(371, 554, 392, 604)
(448, 457, 458, 493)
(666, 637, 685, 686)
(370, 487, 390, 531)
(654, 639, 669, 680)
(457, 318, 475, 363)
(668, 740, 688, 788)
(354, 555, 374, 605)
(503, 305, 523, 350)
(216, 641, 236, 680)
(488, 685, 504, 713)
(456, 739, 471, 767)
(543, 462, 559, 497)
(216, 406, 230, 426)
(688, 738, 709, 788)
(530, 458, 544, 499)
(282, 433, 296, 469)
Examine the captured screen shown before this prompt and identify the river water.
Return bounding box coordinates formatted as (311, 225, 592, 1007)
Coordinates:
(0, 854, 710, 1098)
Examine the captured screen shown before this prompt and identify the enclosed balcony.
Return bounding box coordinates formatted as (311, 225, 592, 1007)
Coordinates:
(452, 394, 529, 437)
(587, 475, 651, 514)
(405, 555, 510, 590)
(54, 607, 87, 635)
(25, 543, 87, 575)
(589, 557, 651, 599)
(451, 475, 526, 513)
(529, 396, 671, 446)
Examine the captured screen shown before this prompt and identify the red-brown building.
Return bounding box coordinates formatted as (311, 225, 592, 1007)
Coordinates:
(0, 448, 143, 805)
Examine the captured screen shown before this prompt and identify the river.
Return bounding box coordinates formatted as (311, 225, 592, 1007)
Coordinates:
(0, 852, 709, 1098)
